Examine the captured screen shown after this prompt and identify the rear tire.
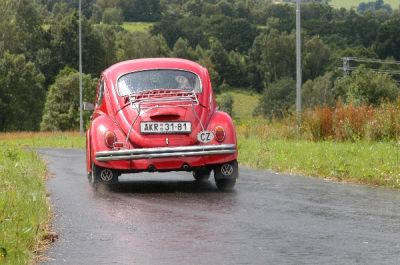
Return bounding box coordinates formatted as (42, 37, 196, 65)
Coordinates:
(215, 178, 236, 190)
(214, 160, 238, 191)
(192, 168, 211, 181)
(91, 163, 118, 185)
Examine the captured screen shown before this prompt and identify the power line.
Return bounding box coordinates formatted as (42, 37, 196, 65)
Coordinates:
(340, 57, 400, 80)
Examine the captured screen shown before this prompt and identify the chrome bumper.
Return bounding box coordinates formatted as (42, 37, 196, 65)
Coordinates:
(95, 144, 236, 162)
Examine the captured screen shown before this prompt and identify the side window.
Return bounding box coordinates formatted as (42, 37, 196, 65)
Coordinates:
(96, 79, 104, 107)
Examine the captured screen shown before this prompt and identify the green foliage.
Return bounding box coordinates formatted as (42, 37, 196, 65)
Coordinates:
(0, 53, 45, 131)
(152, 15, 208, 48)
(249, 31, 296, 85)
(116, 32, 170, 61)
(102, 7, 123, 25)
(217, 94, 234, 117)
(375, 14, 400, 60)
(303, 36, 331, 81)
(302, 72, 336, 108)
(119, 0, 161, 22)
(256, 78, 296, 119)
(358, 0, 393, 14)
(49, 11, 106, 76)
(40, 67, 97, 131)
(334, 66, 399, 105)
(205, 15, 258, 52)
(171, 38, 197, 60)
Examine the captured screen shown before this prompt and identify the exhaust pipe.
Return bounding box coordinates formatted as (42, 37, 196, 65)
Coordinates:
(182, 164, 191, 171)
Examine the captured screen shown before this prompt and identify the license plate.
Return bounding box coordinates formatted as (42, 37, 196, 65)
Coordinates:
(140, 122, 191, 134)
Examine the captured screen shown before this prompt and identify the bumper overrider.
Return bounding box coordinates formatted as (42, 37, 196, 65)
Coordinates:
(95, 144, 236, 162)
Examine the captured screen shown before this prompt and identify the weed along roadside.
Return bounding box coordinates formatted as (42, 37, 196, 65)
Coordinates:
(0, 132, 83, 265)
(0, 146, 50, 264)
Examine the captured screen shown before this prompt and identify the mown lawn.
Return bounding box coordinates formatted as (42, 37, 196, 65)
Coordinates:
(217, 90, 259, 120)
(122, 22, 153, 32)
(330, 0, 398, 9)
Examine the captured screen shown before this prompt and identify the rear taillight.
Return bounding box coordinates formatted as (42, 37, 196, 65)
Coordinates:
(104, 131, 117, 148)
(214, 126, 225, 142)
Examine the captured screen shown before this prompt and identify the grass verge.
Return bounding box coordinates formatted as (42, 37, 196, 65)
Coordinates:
(0, 132, 84, 264)
(238, 135, 400, 188)
(0, 132, 85, 149)
(0, 147, 49, 264)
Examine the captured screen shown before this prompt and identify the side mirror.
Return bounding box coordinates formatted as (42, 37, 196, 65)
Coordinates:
(83, 102, 95, 111)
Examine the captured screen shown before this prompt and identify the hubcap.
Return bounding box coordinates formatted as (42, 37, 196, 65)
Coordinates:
(100, 169, 114, 182)
(221, 163, 234, 176)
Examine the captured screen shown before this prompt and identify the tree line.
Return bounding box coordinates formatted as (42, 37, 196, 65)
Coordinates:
(0, 0, 399, 131)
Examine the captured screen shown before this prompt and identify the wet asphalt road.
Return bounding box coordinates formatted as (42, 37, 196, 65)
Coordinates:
(39, 149, 400, 265)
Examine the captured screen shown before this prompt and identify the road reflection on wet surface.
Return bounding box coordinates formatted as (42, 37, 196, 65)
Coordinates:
(40, 149, 400, 265)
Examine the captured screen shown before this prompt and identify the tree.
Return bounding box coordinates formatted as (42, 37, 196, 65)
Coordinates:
(209, 39, 231, 88)
(249, 31, 296, 85)
(374, 14, 400, 60)
(40, 67, 97, 131)
(116, 32, 170, 61)
(205, 15, 258, 52)
(0, 0, 47, 61)
(255, 78, 296, 119)
(265, 3, 295, 33)
(49, 11, 106, 77)
(217, 94, 234, 117)
(171, 38, 197, 60)
(102, 7, 123, 25)
(0, 53, 45, 131)
(358, 0, 392, 14)
(151, 15, 207, 48)
(334, 66, 399, 106)
(302, 36, 331, 81)
(119, 0, 161, 22)
(302, 72, 335, 108)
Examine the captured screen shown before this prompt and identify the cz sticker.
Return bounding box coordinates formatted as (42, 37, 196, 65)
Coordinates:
(197, 131, 214, 143)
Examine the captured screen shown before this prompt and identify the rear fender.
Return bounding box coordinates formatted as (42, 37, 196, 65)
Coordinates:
(206, 111, 237, 147)
(90, 115, 130, 169)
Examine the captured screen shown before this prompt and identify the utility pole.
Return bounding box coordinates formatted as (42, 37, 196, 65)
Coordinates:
(79, 0, 83, 135)
(296, 0, 302, 128)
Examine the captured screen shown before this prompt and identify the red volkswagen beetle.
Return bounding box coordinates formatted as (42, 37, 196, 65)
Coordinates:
(86, 58, 238, 190)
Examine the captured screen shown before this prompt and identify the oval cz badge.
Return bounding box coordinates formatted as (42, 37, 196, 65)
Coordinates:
(197, 130, 214, 143)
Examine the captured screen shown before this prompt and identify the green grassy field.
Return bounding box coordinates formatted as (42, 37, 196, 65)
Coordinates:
(217, 90, 259, 120)
(122, 22, 153, 32)
(330, 0, 399, 9)
(221, 90, 400, 188)
(238, 136, 400, 187)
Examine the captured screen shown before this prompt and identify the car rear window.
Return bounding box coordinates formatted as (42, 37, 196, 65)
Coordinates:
(118, 69, 202, 96)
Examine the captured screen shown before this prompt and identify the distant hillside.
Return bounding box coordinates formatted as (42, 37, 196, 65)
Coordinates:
(330, 0, 399, 9)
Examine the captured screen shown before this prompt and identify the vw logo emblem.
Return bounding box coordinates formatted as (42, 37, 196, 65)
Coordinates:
(100, 169, 114, 182)
(221, 164, 234, 176)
